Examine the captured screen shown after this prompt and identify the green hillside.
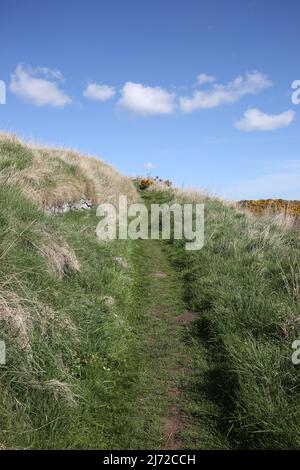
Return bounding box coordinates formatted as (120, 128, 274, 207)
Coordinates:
(1, 134, 300, 449)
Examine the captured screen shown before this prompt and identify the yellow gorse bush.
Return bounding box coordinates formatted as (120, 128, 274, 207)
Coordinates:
(239, 199, 300, 217)
(139, 178, 155, 190)
(136, 176, 173, 190)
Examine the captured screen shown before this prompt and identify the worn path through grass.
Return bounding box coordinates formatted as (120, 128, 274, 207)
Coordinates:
(131, 237, 227, 449)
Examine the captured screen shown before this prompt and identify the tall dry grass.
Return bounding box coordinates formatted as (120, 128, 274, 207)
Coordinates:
(0, 133, 137, 209)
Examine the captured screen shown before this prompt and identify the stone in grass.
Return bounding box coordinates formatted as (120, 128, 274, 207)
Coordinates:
(113, 257, 128, 268)
(45, 199, 93, 215)
(101, 296, 115, 306)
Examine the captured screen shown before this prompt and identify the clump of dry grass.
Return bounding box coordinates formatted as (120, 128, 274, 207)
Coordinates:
(37, 229, 80, 278)
(280, 258, 300, 303)
(0, 133, 20, 144)
(44, 379, 76, 406)
(174, 187, 207, 203)
(31, 379, 76, 407)
(0, 290, 31, 352)
(16, 150, 91, 207)
(40, 239, 80, 278)
(0, 133, 138, 210)
(63, 150, 138, 205)
(259, 209, 297, 230)
(0, 286, 78, 357)
(27, 143, 138, 207)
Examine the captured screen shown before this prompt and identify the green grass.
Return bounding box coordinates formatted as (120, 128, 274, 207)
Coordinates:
(0, 178, 225, 449)
(0, 182, 219, 449)
(2, 135, 300, 450)
(0, 135, 143, 449)
(130, 238, 227, 449)
(0, 139, 33, 171)
(156, 189, 300, 449)
(0, 185, 140, 448)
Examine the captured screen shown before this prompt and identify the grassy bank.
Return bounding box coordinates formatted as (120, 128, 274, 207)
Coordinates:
(0, 135, 141, 448)
(0, 202, 140, 449)
(0, 134, 219, 449)
(2, 133, 300, 449)
(0, 135, 227, 449)
(151, 187, 300, 449)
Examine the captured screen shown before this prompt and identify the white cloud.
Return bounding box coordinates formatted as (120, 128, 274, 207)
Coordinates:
(33, 67, 65, 82)
(144, 162, 156, 170)
(10, 64, 71, 107)
(197, 73, 216, 85)
(83, 82, 115, 102)
(235, 108, 295, 131)
(180, 71, 272, 112)
(118, 82, 175, 116)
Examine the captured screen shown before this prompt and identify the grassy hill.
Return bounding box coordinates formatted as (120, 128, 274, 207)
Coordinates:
(1, 134, 300, 449)
(239, 199, 300, 220)
(0, 134, 141, 448)
(154, 188, 300, 448)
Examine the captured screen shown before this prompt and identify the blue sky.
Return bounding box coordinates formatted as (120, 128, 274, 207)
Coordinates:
(1, 0, 300, 200)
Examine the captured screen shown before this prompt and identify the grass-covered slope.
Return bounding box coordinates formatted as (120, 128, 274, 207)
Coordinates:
(2, 134, 300, 450)
(0, 134, 137, 208)
(0, 134, 140, 449)
(154, 188, 300, 449)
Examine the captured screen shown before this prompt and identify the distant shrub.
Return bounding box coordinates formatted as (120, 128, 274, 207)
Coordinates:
(134, 176, 173, 190)
(239, 199, 300, 217)
(139, 178, 154, 190)
(153, 176, 172, 187)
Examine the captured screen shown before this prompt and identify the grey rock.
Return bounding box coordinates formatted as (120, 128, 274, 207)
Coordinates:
(45, 199, 93, 215)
